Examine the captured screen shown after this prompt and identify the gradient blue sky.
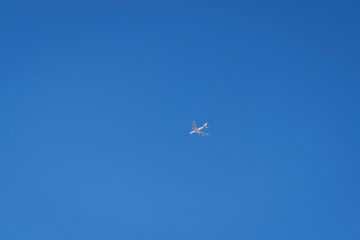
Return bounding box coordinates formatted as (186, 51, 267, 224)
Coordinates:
(1, 1, 360, 239)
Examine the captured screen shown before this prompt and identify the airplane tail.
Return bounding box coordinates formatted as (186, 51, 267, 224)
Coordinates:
(203, 123, 209, 128)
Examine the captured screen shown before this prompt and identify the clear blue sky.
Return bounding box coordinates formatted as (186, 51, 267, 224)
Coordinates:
(1, 1, 359, 239)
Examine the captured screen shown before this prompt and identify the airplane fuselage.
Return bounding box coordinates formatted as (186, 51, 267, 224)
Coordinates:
(190, 129, 200, 134)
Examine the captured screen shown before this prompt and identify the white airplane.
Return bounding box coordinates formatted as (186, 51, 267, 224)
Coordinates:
(190, 121, 209, 136)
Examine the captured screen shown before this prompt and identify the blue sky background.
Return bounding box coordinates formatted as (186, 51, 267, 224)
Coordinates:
(1, 1, 359, 239)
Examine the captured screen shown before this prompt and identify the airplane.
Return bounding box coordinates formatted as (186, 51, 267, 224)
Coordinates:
(190, 121, 209, 136)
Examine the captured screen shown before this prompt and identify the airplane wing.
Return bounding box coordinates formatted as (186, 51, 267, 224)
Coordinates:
(192, 121, 197, 130)
(199, 131, 209, 136)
